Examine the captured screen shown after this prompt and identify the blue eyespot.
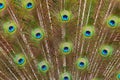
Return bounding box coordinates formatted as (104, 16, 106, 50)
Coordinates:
(60, 72, 72, 80)
(109, 20, 115, 27)
(8, 26, 15, 32)
(85, 31, 91, 37)
(79, 62, 84, 67)
(26, 2, 33, 9)
(64, 76, 69, 80)
(18, 58, 25, 65)
(102, 49, 108, 55)
(41, 65, 47, 71)
(35, 33, 42, 39)
(62, 15, 69, 21)
(0, 3, 4, 9)
(38, 61, 49, 73)
(118, 74, 120, 79)
(63, 47, 69, 52)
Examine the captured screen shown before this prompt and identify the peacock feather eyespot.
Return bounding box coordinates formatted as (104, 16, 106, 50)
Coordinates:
(18, 58, 25, 65)
(31, 28, 45, 41)
(22, 0, 35, 10)
(85, 30, 91, 37)
(0, 0, 6, 12)
(62, 14, 69, 21)
(59, 72, 72, 80)
(64, 76, 69, 80)
(59, 42, 73, 55)
(118, 74, 120, 79)
(79, 62, 85, 67)
(99, 45, 113, 57)
(41, 65, 47, 71)
(82, 25, 95, 38)
(14, 54, 26, 67)
(63, 46, 69, 52)
(102, 49, 108, 55)
(75, 57, 89, 70)
(35, 32, 42, 39)
(116, 72, 120, 80)
(59, 10, 72, 22)
(26, 2, 33, 9)
(109, 20, 115, 27)
(107, 15, 119, 28)
(0, 0, 120, 79)
(8, 26, 15, 32)
(38, 61, 50, 73)
(3, 21, 17, 35)
(0, 3, 4, 9)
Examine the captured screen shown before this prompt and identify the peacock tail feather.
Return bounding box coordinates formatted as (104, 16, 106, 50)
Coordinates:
(0, 0, 120, 80)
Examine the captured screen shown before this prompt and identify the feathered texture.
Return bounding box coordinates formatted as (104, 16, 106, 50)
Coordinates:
(0, 0, 120, 80)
